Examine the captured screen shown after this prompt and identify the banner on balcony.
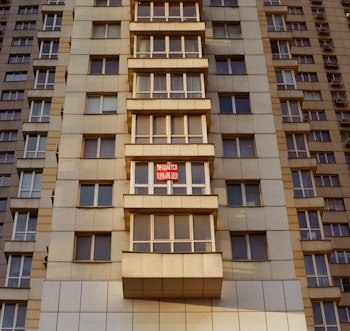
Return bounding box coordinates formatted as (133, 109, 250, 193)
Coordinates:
(156, 163, 178, 181)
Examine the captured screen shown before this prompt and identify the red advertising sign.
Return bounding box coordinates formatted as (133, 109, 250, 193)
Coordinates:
(156, 163, 178, 181)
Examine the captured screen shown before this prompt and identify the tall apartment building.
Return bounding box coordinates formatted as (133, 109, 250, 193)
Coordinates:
(0, 0, 349, 330)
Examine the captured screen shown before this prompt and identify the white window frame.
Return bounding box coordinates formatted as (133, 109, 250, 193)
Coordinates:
(18, 6, 38, 14)
(280, 100, 302, 122)
(5, 72, 27, 82)
(0, 303, 27, 331)
(333, 278, 350, 292)
(75, 233, 111, 261)
(271, 40, 291, 59)
(292, 170, 315, 198)
(48, 0, 65, 4)
(304, 91, 322, 101)
(95, 0, 121, 6)
(222, 136, 256, 157)
(1, 91, 24, 101)
(132, 114, 207, 144)
(266, 14, 285, 31)
(0, 152, 14, 163)
(39, 40, 59, 59)
(312, 301, 340, 330)
(288, 7, 303, 14)
(212, 22, 241, 38)
(309, 131, 330, 142)
(34, 70, 55, 89)
(86, 95, 117, 114)
(131, 161, 210, 195)
(287, 22, 306, 30)
(0, 175, 10, 187)
(18, 171, 42, 198)
(0, 7, 9, 15)
(219, 94, 251, 114)
(83, 136, 115, 158)
(0, 131, 17, 142)
(227, 183, 262, 206)
(89, 57, 119, 74)
(298, 210, 322, 240)
(216, 57, 246, 74)
(305, 110, 326, 121)
(324, 198, 345, 211)
(304, 254, 331, 287)
(92, 22, 120, 38)
(15, 21, 36, 30)
(131, 213, 216, 253)
(276, 70, 296, 90)
(311, 152, 335, 164)
(296, 72, 317, 82)
(43, 13, 62, 31)
(6, 255, 32, 288)
(29, 100, 51, 122)
(324, 223, 350, 237)
(12, 38, 33, 46)
(24, 135, 47, 158)
(79, 183, 113, 207)
(292, 38, 310, 47)
(210, 0, 237, 6)
(330, 251, 350, 264)
(13, 212, 37, 241)
(315, 175, 339, 187)
(231, 232, 268, 261)
(0, 110, 20, 121)
(264, 0, 280, 4)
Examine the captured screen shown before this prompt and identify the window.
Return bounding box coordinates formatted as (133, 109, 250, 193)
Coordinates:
(136, 2, 198, 22)
(216, 57, 246, 74)
(5, 72, 27, 82)
(339, 307, 350, 323)
(0, 23, 6, 32)
(0, 153, 14, 164)
(86, 95, 117, 114)
(298, 210, 322, 240)
(304, 111, 326, 121)
(266, 14, 285, 31)
(281, 100, 302, 122)
(294, 55, 314, 64)
(309, 131, 330, 142)
(227, 183, 261, 206)
(6, 256, 32, 288)
(324, 198, 345, 211)
(135, 35, 201, 58)
(312, 8, 326, 17)
(48, 0, 65, 3)
(90, 57, 119, 74)
(15, 21, 36, 30)
(134, 114, 206, 144)
(0, 224, 2, 237)
(39, 40, 59, 59)
(304, 91, 322, 101)
(24, 135, 47, 158)
(34, 70, 55, 89)
(0, 175, 10, 187)
(311, 152, 335, 164)
(223, 136, 255, 157)
(79, 183, 112, 207)
(43, 14, 62, 31)
(75, 233, 111, 261)
(0, 199, 6, 211)
(210, 0, 237, 6)
(13, 212, 37, 241)
(1, 303, 27, 331)
(276, 70, 296, 90)
(0, 110, 20, 121)
(292, 38, 310, 47)
(316, 23, 330, 34)
(8, 54, 30, 64)
(341, 131, 350, 142)
(264, 0, 280, 4)
(346, 153, 350, 165)
(0, 7, 9, 15)
(286, 134, 309, 159)
(304, 254, 330, 286)
(96, 0, 121, 5)
(18, 6, 38, 14)
(30, 100, 51, 122)
(323, 56, 338, 67)
(319, 39, 333, 50)
(327, 73, 343, 84)
(1, 91, 24, 101)
(287, 22, 307, 30)
(12, 38, 33, 46)
(231, 232, 267, 261)
(270, 40, 291, 59)
(296, 72, 318, 82)
(312, 301, 339, 331)
(291, 170, 315, 198)
(212, 23, 241, 38)
(93, 23, 120, 38)
(0, 131, 17, 142)
(324, 224, 349, 237)
(288, 7, 303, 15)
(332, 92, 348, 105)
(334, 278, 350, 292)
(83, 136, 115, 158)
(330, 251, 350, 264)
(336, 111, 350, 122)
(315, 175, 339, 187)
(19, 172, 42, 198)
(132, 161, 210, 194)
(219, 94, 250, 114)
(135, 72, 204, 98)
(132, 214, 215, 253)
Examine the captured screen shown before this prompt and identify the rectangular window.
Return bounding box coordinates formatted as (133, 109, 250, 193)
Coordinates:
(13, 212, 37, 241)
(315, 175, 340, 187)
(294, 55, 314, 64)
(35, 70, 55, 89)
(311, 152, 335, 164)
(133, 114, 206, 144)
(43, 14, 62, 31)
(309, 131, 330, 142)
(75, 233, 111, 261)
(48, 0, 65, 4)
(227, 183, 261, 206)
(287, 22, 307, 30)
(15, 21, 36, 30)
(39, 40, 59, 59)
(231, 232, 268, 261)
(312, 301, 339, 330)
(132, 214, 214, 253)
(210, 0, 237, 6)
(328, 73, 343, 85)
(24, 135, 47, 158)
(19, 172, 42, 198)
(30, 100, 51, 122)
(330, 251, 350, 264)
(296, 72, 318, 82)
(0, 303, 27, 331)
(281, 100, 302, 122)
(132, 161, 210, 195)
(323, 56, 338, 68)
(135, 35, 201, 58)
(86, 95, 117, 114)
(304, 111, 326, 121)
(292, 38, 310, 47)
(12, 38, 33, 47)
(93, 23, 120, 38)
(5, 72, 27, 82)
(223, 136, 255, 157)
(0, 23, 6, 31)
(0, 7, 9, 15)
(216, 57, 246, 74)
(0, 131, 17, 142)
(219, 94, 250, 114)
(288, 7, 303, 14)
(319, 39, 333, 50)
(0, 199, 7, 211)
(96, 0, 121, 5)
(18, 6, 38, 14)
(83, 136, 115, 158)
(0, 152, 14, 164)
(276, 70, 296, 90)
(324, 198, 345, 211)
(6, 255, 32, 288)
(291, 170, 315, 198)
(333, 278, 350, 292)
(286, 134, 308, 158)
(336, 112, 350, 122)
(266, 14, 285, 31)
(1, 91, 24, 101)
(298, 210, 322, 240)
(0, 224, 2, 237)
(341, 131, 350, 142)
(90, 57, 119, 74)
(264, 0, 280, 4)
(135, 72, 204, 98)
(136, 2, 198, 22)
(270, 40, 291, 59)
(0, 175, 10, 187)
(304, 254, 330, 287)
(324, 223, 349, 237)
(212, 22, 241, 38)
(79, 183, 113, 207)
(339, 307, 350, 323)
